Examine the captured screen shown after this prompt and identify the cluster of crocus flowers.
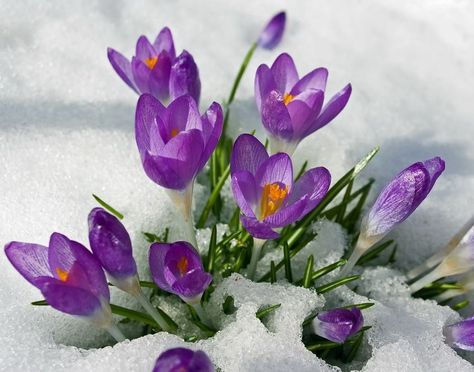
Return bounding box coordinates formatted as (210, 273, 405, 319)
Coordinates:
(230, 133, 331, 278)
(444, 316, 474, 351)
(149, 241, 212, 321)
(153, 347, 214, 372)
(108, 27, 200, 104)
(339, 157, 445, 277)
(135, 93, 223, 246)
(312, 307, 364, 343)
(255, 53, 352, 155)
(4, 232, 126, 342)
(410, 223, 474, 293)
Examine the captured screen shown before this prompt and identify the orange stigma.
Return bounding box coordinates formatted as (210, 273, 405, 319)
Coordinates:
(170, 128, 179, 138)
(144, 56, 158, 70)
(283, 92, 294, 106)
(260, 183, 289, 219)
(55, 267, 69, 282)
(177, 256, 188, 276)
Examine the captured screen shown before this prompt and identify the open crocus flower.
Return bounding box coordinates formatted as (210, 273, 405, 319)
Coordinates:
(444, 316, 474, 351)
(230, 134, 331, 240)
(257, 11, 286, 50)
(255, 53, 352, 155)
(149, 241, 212, 306)
(4, 233, 125, 341)
(135, 93, 223, 245)
(312, 307, 364, 343)
(108, 27, 200, 103)
(153, 347, 214, 372)
(340, 157, 445, 277)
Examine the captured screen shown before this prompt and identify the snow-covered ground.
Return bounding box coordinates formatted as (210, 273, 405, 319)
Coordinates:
(1, 0, 473, 371)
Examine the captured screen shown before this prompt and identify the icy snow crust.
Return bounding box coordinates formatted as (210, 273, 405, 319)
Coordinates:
(1, 0, 474, 371)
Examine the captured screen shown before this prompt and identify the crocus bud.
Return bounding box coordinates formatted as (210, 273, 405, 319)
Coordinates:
(312, 307, 364, 343)
(170, 50, 201, 104)
(149, 241, 212, 304)
(257, 12, 286, 50)
(444, 316, 474, 351)
(5, 233, 114, 329)
(88, 207, 139, 295)
(153, 347, 214, 372)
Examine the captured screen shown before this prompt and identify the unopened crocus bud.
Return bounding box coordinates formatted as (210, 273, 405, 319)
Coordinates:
(257, 12, 286, 50)
(312, 307, 364, 343)
(170, 50, 201, 104)
(153, 347, 214, 372)
(88, 207, 139, 295)
(340, 157, 445, 277)
(149, 241, 212, 305)
(444, 316, 474, 351)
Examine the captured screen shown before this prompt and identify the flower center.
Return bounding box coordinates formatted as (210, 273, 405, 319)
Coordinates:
(55, 267, 69, 282)
(283, 92, 294, 106)
(170, 128, 179, 138)
(177, 256, 188, 277)
(144, 56, 158, 70)
(260, 183, 289, 219)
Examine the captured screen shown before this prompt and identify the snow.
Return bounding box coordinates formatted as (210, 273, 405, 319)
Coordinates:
(1, 0, 474, 371)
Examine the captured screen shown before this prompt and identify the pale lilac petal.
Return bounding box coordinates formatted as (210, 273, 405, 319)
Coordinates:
(135, 93, 167, 155)
(136, 35, 156, 60)
(240, 215, 280, 239)
(149, 243, 173, 292)
(270, 53, 299, 93)
(169, 50, 201, 104)
(199, 102, 223, 170)
(257, 11, 286, 50)
(166, 95, 201, 137)
(153, 27, 176, 60)
(255, 153, 293, 190)
(149, 50, 171, 101)
(313, 307, 364, 343)
(132, 57, 152, 94)
(231, 134, 269, 176)
(107, 48, 138, 93)
(231, 171, 258, 218)
(261, 91, 294, 140)
(291, 67, 328, 95)
(422, 156, 445, 194)
(255, 64, 277, 113)
(286, 89, 324, 138)
(444, 316, 474, 351)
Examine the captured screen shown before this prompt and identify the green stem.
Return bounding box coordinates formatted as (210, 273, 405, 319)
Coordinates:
(247, 238, 265, 280)
(106, 323, 126, 342)
(135, 289, 174, 333)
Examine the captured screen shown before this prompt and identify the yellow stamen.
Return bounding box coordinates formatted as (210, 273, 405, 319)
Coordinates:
(170, 128, 179, 138)
(177, 256, 188, 277)
(56, 267, 69, 282)
(144, 56, 158, 70)
(260, 183, 289, 219)
(283, 92, 294, 106)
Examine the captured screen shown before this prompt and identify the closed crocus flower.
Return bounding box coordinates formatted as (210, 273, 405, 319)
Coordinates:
(108, 27, 200, 103)
(313, 307, 364, 344)
(149, 241, 212, 305)
(153, 347, 214, 372)
(135, 93, 223, 245)
(340, 157, 445, 277)
(444, 316, 474, 351)
(257, 11, 286, 50)
(255, 53, 352, 155)
(4, 233, 125, 341)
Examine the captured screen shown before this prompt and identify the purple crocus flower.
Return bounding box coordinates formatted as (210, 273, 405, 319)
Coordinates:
(312, 307, 364, 343)
(255, 53, 352, 155)
(149, 241, 212, 304)
(230, 134, 331, 240)
(88, 207, 138, 294)
(444, 316, 474, 351)
(257, 12, 286, 50)
(153, 347, 214, 372)
(108, 27, 200, 103)
(5, 233, 113, 327)
(340, 157, 445, 277)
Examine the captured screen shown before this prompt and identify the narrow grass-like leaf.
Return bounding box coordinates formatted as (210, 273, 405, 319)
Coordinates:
(217, 230, 241, 248)
(256, 304, 281, 320)
(31, 300, 48, 306)
(316, 275, 360, 294)
(387, 244, 397, 264)
(344, 331, 364, 362)
(303, 255, 314, 288)
(311, 259, 347, 282)
(341, 302, 375, 310)
(233, 248, 246, 273)
(206, 225, 217, 273)
(270, 260, 277, 284)
(451, 300, 469, 311)
(356, 240, 394, 266)
(92, 194, 124, 219)
(283, 243, 293, 282)
(191, 319, 217, 337)
(335, 180, 353, 223)
(295, 160, 308, 181)
(139, 280, 157, 289)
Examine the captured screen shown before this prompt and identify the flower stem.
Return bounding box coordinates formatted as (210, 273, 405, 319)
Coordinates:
(338, 249, 363, 278)
(136, 289, 174, 333)
(191, 302, 209, 325)
(247, 238, 265, 280)
(167, 185, 198, 247)
(409, 268, 442, 293)
(106, 323, 126, 343)
(435, 289, 465, 302)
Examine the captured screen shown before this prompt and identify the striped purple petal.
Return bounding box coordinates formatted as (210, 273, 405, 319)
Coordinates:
(257, 11, 286, 50)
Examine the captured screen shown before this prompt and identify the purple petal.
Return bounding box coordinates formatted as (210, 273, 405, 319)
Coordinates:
(153, 27, 176, 60)
(291, 67, 328, 95)
(257, 11, 286, 50)
(39, 277, 102, 317)
(307, 83, 352, 136)
(263, 198, 306, 227)
(270, 53, 299, 93)
(153, 348, 214, 372)
(149, 243, 173, 292)
(255, 64, 277, 114)
(149, 50, 171, 101)
(199, 102, 223, 170)
(135, 35, 156, 61)
(171, 269, 212, 299)
(255, 152, 293, 190)
(166, 95, 202, 138)
(287, 167, 331, 216)
(422, 156, 445, 194)
(313, 307, 364, 343)
(107, 48, 138, 93)
(286, 89, 324, 139)
(445, 316, 474, 351)
(240, 215, 280, 239)
(135, 93, 167, 156)
(231, 171, 258, 218)
(261, 91, 294, 140)
(4, 242, 52, 288)
(131, 57, 152, 94)
(169, 50, 201, 104)
(164, 241, 204, 278)
(88, 208, 137, 279)
(231, 134, 269, 176)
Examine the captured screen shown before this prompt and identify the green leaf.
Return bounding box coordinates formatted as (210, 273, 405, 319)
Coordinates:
(451, 300, 470, 311)
(270, 260, 277, 284)
(31, 300, 48, 306)
(206, 225, 217, 273)
(316, 275, 360, 294)
(356, 240, 394, 266)
(190, 319, 217, 337)
(256, 304, 281, 320)
(335, 179, 353, 223)
(341, 302, 375, 310)
(295, 161, 308, 181)
(302, 255, 314, 288)
(92, 194, 124, 219)
(223, 296, 236, 315)
(143, 228, 169, 243)
(311, 259, 347, 282)
(283, 243, 293, 282)
(110, 304, 163, 329)
(226, 43, 257, 108)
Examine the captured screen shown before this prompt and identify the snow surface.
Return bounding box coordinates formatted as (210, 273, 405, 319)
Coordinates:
(1, 0, 474, 371)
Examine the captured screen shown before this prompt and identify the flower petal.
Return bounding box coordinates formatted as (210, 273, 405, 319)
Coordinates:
(231, 134, 268, 176)
(149, 243, 173, 292)
(422, 156, 445, 195)
(199, 102, 223, 170)
(270, 53, 298, 93)
(255, 64, 277, 113)
(291, 67, 328, 95)
(135, 35, 156, 61)
(131, 57, 152, 94)
(169, 50, 201, 104)
(153, 27, 176, 60)
(261, 91, 294, 140)
(286, 89, 324, 138)
(255, 152, 293, 190)
(240, 215, 280, 239)
(166, 95, 202, 136)
(107, 48, 138, 93)
(149, 50, 171, 101)
(257, 11, 286, 50)
(263, 198, 306, 228)
(231, 171, 258, 218)
(171, 269, 212, 299)
(135, 93, 167, 155)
